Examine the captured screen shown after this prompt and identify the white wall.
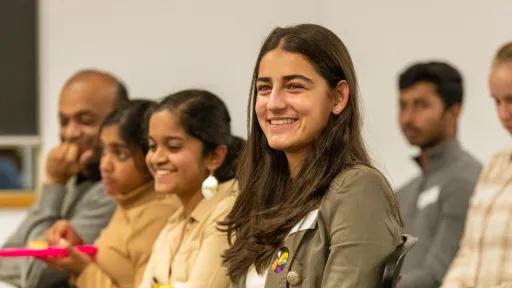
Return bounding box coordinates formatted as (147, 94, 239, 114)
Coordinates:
(322, 0, 512, 185)
(38, 0, 322, 150)
(0, 209, 27, 244)
(37, 0, 512, 191)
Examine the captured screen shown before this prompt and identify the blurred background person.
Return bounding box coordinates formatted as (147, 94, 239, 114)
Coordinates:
(441, 42, 512, 288)
(0, 69, 128, 288)
(396, 62, 481, 288)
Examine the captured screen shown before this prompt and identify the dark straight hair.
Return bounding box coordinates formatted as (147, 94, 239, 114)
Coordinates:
(220, 23, 372, 280)
(398, 62, 463, 109)
(101, 99, 155, 155)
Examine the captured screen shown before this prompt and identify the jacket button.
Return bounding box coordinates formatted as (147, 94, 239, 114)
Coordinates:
(286, 270, 301, 285)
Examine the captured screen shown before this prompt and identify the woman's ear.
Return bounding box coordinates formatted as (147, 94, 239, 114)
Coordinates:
(332, 80, 350, 115)
(205, 144, 228, 173)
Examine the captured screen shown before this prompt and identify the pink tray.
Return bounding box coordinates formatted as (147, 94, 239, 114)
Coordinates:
(0, 245, 97, 258)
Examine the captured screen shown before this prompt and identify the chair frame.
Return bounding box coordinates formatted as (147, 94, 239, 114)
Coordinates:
(382, 234, 418, 288)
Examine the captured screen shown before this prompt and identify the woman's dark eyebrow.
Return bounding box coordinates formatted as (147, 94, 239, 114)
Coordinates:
(147, 135, 182, 141)
(256, 77, 271, 83)
(257, 75, 313, 84)
(282, 74, 313, 84)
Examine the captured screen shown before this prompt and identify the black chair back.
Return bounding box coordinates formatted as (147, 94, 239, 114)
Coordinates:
(382, 234, 418, 288)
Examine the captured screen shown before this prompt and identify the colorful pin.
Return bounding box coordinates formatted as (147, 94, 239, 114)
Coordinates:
(271, 247, 289, 273)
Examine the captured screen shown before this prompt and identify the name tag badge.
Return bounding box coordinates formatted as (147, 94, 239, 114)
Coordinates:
(417, 186, 440, 210)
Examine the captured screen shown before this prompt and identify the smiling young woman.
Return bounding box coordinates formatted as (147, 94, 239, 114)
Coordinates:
(139, 89, 244, 288)
(222, 24, 404, 288)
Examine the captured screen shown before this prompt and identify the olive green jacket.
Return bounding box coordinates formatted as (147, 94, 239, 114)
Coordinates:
(231, 165, 404, 288)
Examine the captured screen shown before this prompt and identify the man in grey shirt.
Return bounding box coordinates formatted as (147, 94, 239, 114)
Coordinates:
(396, 62, 482, 288)
(0, 69, 128, 288)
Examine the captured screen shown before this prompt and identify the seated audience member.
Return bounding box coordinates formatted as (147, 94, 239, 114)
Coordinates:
(138, 89, 244, 288)
(222, 24, 403, 288)
(45, 100, 180, 288)
(441, 42, 512, 287)
(0, 69, 127, 288)
(396, 62, 482, 288)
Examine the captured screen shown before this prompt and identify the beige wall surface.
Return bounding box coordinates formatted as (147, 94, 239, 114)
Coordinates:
(3, 0, 511, 235)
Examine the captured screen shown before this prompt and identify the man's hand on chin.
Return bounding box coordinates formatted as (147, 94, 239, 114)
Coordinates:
(44, 143, 84, 185)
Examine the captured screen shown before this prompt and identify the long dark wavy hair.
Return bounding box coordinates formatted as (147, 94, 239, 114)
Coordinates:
(220, 24, 372, 280)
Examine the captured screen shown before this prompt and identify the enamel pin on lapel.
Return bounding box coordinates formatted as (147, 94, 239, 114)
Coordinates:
(271, 247, 289, 273)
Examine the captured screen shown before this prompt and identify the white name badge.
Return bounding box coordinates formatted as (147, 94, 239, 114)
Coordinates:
(417, 186, 440, 210)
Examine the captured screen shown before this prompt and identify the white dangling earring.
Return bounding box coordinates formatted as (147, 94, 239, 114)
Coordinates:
(201, 173, 218, 200)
